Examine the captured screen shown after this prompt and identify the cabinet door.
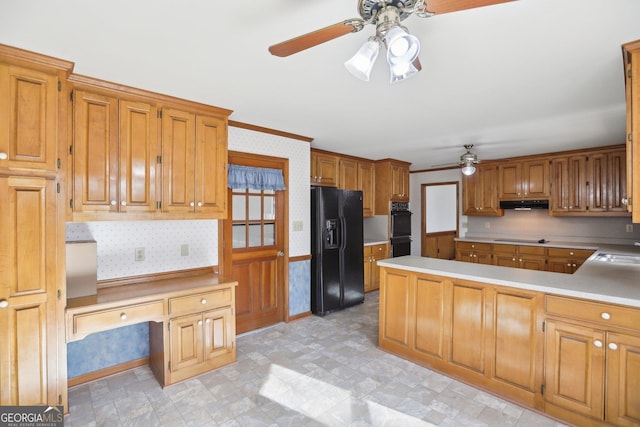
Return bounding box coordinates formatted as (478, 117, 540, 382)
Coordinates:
(338, 158, 358, 190)
(462, 171, 479, 214)
(203, 307, 233, 361)
(498, 163, 521, 199)
(0, 64, 59, 172)
(544, 320, 605, 420)
(170, 313, 204, 372)
(0, 176, 57, 405)
(522, 159, 550, 198)
(492, 290, 539, 393)
(607, 149, 629, 213)
(547, 258, 574, 274)
(494, 252, 518, 268)
(379, 269, 412, 349)
(195, 115, 226, 214)
(450, 282, 486, 373)
(162, 108, 196, 213)
(518, 255, 546, 271)
(358, 161, 375, 217)
(119, 99, 158, 213)
(314, 152, 338, 187)
(478, 164, 501, 214)
(550, 156, 588, 214)
(414, 276, 447, 360)
(72, 90, 119, 213)
(606, 332, 640, 426)
(363, 255, 372, 292)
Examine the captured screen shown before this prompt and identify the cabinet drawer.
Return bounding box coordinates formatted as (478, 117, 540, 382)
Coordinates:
(72, 300, 164, 338)
(546, 295, 640, 331)
(169, 289, 232, 315)
(493, 244, 517, 254)
(457, 241, 492, 251)
(518, 245, 546, 256)
(547, 247, 594, 259)
(364, 245, 372, 256)
(371, 244, 388, 258)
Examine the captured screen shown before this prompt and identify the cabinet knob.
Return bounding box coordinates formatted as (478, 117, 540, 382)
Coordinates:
(600, 312, 611, 320)
(567, 263, 572, 266)
(198, 320, 203, 326)
(190, 202, 195, 207)
(608, 342, 618, 351)
(120, 313, 127, 320)
(594, 340, 603, 348)
(197, 202, 202, 207)
(0, 299, 8, 308)
(518, 258, 523, 262)
(201, 298, 207, 305)
(0, 152, 7, 160)
(206, 318, 211, 324)
(622, 198, 628, 206)
(512, 258, 516, 262)
(569, 251, 574, 256)
(111, 200, 117, 206)
(121, 201, 126, 206)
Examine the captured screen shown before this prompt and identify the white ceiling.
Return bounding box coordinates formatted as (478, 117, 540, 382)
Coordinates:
(1, 0, 639, 170)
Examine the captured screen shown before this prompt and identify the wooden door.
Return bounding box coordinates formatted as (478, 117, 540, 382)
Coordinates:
(223, 153, 286, 334)
(119, 99, 158, 213)
(72, 90, 119, 213)
(522, 159, 550, 198)
(567, 155, 588, 212)
(414, 276, 447, 360)
(450, 282, 486, 373)
(169, 313, 204, 373)
(338, 158, 358, 190)
(606, 332, 640, 426)
(544, 320, 605, 420)
(607, 149, 628, 213)
(203, 307, 233, 361)
(0, 64, 59, 171)
(314, 152, 338, 187)
(358, 161, 375, 217)
(0, 176, 58, 405)
(162, 108, 196, 213)
(195, 115, 226, 214)
(498, 163, 521, 199)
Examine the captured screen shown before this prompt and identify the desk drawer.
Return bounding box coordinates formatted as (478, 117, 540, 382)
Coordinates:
(546, 295, 640, 331)
(71, 300, 164, 339)
(169, 289, 232, 316)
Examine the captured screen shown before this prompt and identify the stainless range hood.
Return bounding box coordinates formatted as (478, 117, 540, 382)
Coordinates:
(499, 200, 549, 210)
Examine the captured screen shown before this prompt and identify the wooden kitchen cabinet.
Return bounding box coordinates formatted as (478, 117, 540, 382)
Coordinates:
(375, 159, 411, 213)
(310, 150, 338, 187)
(379, 268, 543, 408)
(587, 148, 629, 215)
(623, 40, 640, 223)
(364, 243, 388, 292)
(161, 109, 227, 217)
(493, 244, 546, 271)
(71, 88, 159, 217)
(544, 295, 640, 426)
(338, 157, 375, 216)
(550, 155, 588, 215)
(547, 247, 594, 273)
(462, 162, 503, 216)
(338, 157, 358, 190)
(423, 232, 456, 259)
(498, 158, 550, 200)
(455, 241, 492, 264)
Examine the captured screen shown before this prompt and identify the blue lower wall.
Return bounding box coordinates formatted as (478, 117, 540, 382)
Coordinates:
(68, 259, 311, 378)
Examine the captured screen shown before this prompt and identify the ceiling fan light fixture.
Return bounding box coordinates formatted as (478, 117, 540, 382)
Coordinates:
(461, 163, 477, 176)
(389, 59, 420, 83)
(344, 39, 380, 81)
(385, 26, 420, 66)
(459, 144, 479, 175)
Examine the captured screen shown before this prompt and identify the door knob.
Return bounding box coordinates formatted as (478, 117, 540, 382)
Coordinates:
(277, 250, 285, 257)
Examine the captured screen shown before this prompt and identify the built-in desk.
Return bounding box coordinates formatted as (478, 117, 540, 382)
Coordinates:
(66, 271, 237, 387)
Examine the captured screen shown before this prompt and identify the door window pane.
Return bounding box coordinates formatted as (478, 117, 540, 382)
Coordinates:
(264, 196, 275, 220)
(248, 195, 261, 220)
(232, 224, 246, 248)
(232, 195, 246, 220)
(248, 224, 262, 247)
(264, 223, 275, 246)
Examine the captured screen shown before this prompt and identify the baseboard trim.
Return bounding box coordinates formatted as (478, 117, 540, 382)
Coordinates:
(288, 311, 312, 322)
(68, 357, 149, 387)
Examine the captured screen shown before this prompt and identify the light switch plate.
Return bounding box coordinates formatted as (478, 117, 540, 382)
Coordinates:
(293, 221, 303, 232)
(135, 247, 145, 261)
(181, 244, 189, 256)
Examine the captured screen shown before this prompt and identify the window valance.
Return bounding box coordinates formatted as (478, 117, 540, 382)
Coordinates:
(227, 164, 286, 191)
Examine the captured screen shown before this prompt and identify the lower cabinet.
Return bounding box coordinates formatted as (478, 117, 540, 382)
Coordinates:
(364, 243, 388, 292)
(455, 241, 492, 264)
(546, 247, 594, 273)
(379, 267, 544, 408)
(493, 244, 547, 271)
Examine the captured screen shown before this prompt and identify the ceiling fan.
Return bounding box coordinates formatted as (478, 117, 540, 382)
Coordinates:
(268, 0, 515, 82)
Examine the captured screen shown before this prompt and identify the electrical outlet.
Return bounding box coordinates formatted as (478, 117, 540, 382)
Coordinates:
(293, 221, 304, 232)
(135, 247, 145, 262)
(181, 244, 189, 256)
(627, 224, 634, 233)
(485, 222, 491, 229)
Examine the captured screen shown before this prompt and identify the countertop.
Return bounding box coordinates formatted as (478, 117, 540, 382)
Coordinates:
(455, 236, 600, 250)
(378, 243, 640, 308)
(364, 239, 389, 246)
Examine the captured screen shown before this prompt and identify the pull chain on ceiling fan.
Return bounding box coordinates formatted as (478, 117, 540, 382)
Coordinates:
(268, 0, 516, 83)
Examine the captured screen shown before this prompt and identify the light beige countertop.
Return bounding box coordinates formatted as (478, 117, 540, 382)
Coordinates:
(378, 243, 640, 308)
(364, 239, 389, 246)
(455, 236, 600, 250)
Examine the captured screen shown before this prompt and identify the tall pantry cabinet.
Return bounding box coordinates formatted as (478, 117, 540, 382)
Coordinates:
(623, 40, 640, 223)
(0, 45, 72, 408)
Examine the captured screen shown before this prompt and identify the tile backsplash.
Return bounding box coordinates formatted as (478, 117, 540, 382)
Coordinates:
(66, 220, 218, 280)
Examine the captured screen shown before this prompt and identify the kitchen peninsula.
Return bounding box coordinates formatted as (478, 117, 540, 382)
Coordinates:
(377, 246, 640, 427)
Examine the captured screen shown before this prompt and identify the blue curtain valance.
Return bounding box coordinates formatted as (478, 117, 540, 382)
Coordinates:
(227, 164, 286, 191)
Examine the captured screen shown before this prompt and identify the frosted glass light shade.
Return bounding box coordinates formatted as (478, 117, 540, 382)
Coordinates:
(461, 164, 476, 176)
(385, 26, 420, 66)
(344, 40, 380, 81)
(389, 60, 420, 83)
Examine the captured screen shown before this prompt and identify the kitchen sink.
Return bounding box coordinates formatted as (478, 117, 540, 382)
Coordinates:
(594, 253, 640, 265)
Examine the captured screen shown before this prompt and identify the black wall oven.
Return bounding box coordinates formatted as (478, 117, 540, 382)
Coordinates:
(390, 201, 412, 257)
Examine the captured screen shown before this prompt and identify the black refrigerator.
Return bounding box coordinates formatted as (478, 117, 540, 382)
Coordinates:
(311, 187, 365, 315)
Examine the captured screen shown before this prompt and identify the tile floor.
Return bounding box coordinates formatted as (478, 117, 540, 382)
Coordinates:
(65, 292, 567, 426)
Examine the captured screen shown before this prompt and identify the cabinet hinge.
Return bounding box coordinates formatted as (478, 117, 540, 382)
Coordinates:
(629, 133, 633, 142)
(57, 158, 61, 169)
(628, 197, 633, 206)
(56, 182, 60, 193)
(168, 361, 171, 370)
(57, 289, 62, 300)
(58, 394, 62, 405)
(158, 110, 162, 119)
(58, 81, 61, 92)
(157, 155, 162, 164)
(542, 320, 545, 332)
(156, 201, 162, 210)
(69, 199, 73, 209)
(69, 145, 73, 155)
(70, 91, 74, 102)
(628, 69, 632, 79)
(541, 384, 545, 395)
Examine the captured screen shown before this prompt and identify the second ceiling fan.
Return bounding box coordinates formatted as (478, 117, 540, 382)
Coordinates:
(269, 0, 515, 82)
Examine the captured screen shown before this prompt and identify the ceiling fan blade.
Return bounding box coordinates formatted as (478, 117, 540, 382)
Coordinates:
(425, 0, 516, 15)
(269, 20, 363, 57)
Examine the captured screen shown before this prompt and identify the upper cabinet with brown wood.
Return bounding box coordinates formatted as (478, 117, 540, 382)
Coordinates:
(498, 158, 550, 200)
(462, 162, 503, 216)
(337, 156, 375, 216)
(0, 45, 73, 409)
(623, 40, 640, 223)
(375, 159, 410, 214)
(310, 150, 338, 187)
(68, 75, 231, 221)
